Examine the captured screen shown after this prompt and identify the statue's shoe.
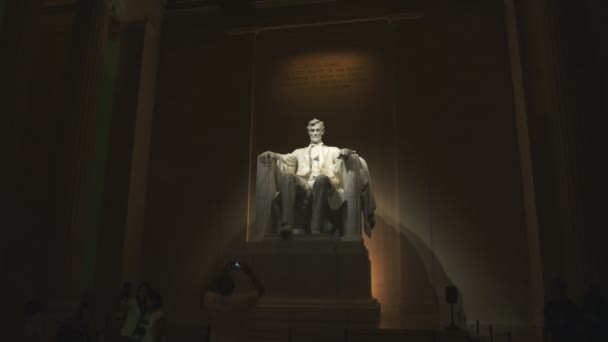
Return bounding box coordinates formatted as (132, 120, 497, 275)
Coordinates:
(279, 226, 293, 240)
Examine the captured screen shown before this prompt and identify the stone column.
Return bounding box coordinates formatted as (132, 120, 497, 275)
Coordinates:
(503, 0, 544, 326)
(60, 0, 109, 295)
(543, 0, 608, 295)
(515, 0, 590, 299)
(121, 18, 161, 284)
(0, 0, 7, 29)
(538, 0, 587, 297)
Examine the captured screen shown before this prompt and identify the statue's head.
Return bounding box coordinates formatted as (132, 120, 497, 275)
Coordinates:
(307, 118, 325, 144)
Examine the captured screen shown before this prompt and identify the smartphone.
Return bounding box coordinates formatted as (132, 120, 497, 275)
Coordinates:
(232, 261, 241, 270)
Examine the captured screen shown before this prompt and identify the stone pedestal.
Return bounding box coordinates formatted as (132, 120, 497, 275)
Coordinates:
(227, 236, 380, 326)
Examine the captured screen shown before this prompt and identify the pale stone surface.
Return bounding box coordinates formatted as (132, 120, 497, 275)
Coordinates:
(227, 238, 380, 326)
(254, 118, 376, 241)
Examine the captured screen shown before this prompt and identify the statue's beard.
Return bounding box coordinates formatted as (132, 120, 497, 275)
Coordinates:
(310, 137, 322, 143)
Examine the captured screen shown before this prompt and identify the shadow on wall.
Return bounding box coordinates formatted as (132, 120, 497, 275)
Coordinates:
(374, 213, 466, 326)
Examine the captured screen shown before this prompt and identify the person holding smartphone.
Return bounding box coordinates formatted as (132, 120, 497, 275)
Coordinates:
(203, 261, 265, 342)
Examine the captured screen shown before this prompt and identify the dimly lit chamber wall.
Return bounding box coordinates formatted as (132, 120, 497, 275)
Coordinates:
(142, 14, 254, 323)
(421, 0, 533, 326)
(3, 2, 77, 301)
(1, 2, 67, 339)
(144, 0, 535, 329)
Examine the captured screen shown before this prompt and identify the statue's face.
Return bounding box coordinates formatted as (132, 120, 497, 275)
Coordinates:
(307, 124, 324, 144)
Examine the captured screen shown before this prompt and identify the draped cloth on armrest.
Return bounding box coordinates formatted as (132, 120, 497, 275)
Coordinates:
(337, 154, 376, 239)
(253, 155, 280, 241)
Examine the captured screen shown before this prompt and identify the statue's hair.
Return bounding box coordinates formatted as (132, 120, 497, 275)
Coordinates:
(307, 118, 325, 130)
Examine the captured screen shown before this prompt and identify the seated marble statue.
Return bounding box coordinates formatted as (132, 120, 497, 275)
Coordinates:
(255, 118, 375, 240)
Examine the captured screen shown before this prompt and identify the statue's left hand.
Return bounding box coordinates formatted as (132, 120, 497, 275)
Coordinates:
(259, 151, 275, 165)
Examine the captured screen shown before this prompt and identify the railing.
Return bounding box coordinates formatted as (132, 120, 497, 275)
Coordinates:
(464, 320, 513, 342)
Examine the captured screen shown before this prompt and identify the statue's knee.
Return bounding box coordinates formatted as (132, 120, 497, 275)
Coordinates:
(313, 175, 330, 188)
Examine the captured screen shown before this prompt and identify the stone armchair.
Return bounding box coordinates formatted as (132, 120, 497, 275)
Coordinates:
(252, 153, 376, 241)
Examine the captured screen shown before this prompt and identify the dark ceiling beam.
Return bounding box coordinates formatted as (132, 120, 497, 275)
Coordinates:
(253, 0, 338, 8)
(163, 0, 422, 31)
(40, 0, 78, 13)
(164, 0, 421, 13)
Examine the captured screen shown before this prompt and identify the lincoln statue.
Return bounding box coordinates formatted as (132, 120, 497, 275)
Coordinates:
(259, 118, 360, 239)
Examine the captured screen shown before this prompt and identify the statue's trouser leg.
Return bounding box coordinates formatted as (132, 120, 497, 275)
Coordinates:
(311, 175, 332, 232)
(280, 174, 306, 229)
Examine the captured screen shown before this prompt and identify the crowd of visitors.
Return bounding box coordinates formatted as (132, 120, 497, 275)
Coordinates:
(23, 260, 265, 342)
